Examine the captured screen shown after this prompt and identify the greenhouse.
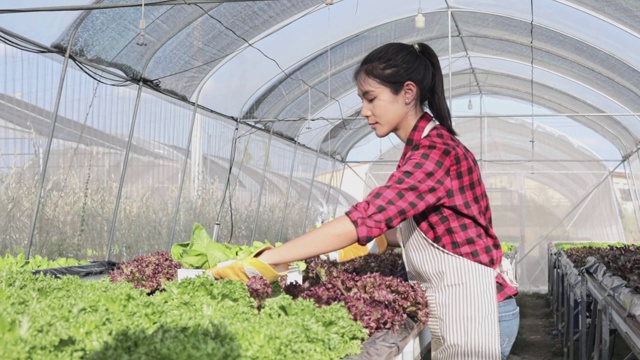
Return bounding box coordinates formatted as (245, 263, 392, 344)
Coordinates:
(1, 0, 639, 359)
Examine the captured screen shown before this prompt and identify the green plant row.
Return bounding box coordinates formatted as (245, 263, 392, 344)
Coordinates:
(553, 242, 626, 251)
(171, 223, 306, 271)
(0, 271, 367, 360)
(0, 253, 90, 271)
(501, 242, 516, 254)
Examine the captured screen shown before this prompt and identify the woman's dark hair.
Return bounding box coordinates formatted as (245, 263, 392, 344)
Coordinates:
(354, 42, 456, 136)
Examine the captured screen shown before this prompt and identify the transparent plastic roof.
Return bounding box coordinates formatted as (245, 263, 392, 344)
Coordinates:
(2, 0, 639, 164)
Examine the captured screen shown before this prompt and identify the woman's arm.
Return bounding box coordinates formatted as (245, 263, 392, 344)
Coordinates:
(257, 215, 358, 266)
(384, 228, 401, 247)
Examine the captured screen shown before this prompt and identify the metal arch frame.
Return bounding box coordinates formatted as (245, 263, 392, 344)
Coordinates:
(107, 3, 231, 256)
(331, 71, 634, 161)
(25, 26, 81, 259)
(555, 0, 640, 39)
(238, 21, 435, 122)
(455, 112, 611, 161)
(449, 7, 640, 75)
(248, 52, 638, 152)
(517, 158, 630, 265)
(239, 5, 640, 111)
(459, 64, 634, 150)
(177, 2, 332, 244)
(105, 4, 640, 129)
(187, 1, 327, 106)
(11, 0, 638, 44)
(244, 8, 638, 146)
(0, 1, 277, 14)
(429, 66, 634, 155)
(347, 54, 637, 152)
(16, 1, 640, 258)
(239, 54, 359, 127)
(474, 84, 631, 154)
(160, 2, 328, 244)
(45, 3, 640, 155)
(54, 1, 325, 106)
(320, 87, 624, 161)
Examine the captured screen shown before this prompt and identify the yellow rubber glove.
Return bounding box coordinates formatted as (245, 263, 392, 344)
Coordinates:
(206, 246, 288, 283)
(320, 234, 388, 262)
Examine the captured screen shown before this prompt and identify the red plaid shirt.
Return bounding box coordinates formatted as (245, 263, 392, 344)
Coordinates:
(346, 113, 517, 301)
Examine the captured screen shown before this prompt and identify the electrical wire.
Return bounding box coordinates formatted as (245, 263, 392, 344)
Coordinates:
(529, 0, 535, 173)
(235, 120, 277, 140)
(3, 2, 356, 243)
(150, 2, 350, 240)
(70, 58, 132, 87)
(215, 121, 239, 243)
(183, 1, 347, 122)
(0, 0, 176, 14)
(4, 3, 350, 145)
(0, 33, 49, 54)
(1, 30, 136, 88)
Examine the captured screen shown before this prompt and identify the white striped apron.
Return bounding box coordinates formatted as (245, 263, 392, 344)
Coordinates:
(398, 120, 501, 360)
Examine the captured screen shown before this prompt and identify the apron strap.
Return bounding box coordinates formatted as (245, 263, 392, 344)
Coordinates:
(398, 119, 438, 254)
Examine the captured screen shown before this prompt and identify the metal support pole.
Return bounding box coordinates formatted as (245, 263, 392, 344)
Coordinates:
(551, 252, 558, 324)
(517, 160, 625, 264)
(601, 305, 611, 360)
(322, 157, 338, 215)
(624, 157, 640, 238)
(168, 108, 200, 248)
(561, 269, 573, 359)
(106, 84, 144, 260)
(588, 297, 599, 359)
(301, 148, 321, 234)
(250, 127, 274, 243)
(277, 141, 299, 243)
(547, 244, 554, 296)
(26, 27, 80, 259)
(568, 287, 576, 359)
(333, 161, 347, 217)
(579, 275, 588, 360)
(212, 123, 239, 243)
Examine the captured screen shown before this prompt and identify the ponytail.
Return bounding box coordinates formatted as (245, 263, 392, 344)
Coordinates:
(414, 43, 457, 136)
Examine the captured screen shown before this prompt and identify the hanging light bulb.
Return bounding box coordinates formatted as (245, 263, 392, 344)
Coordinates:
(415, 8, 425, 29)
(467, 98, 473, 110)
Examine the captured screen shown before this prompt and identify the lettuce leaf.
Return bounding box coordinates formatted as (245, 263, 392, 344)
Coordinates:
(171, 223, 235, 269)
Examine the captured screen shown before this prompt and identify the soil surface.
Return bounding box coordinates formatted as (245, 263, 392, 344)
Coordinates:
(508, 292, 636, 360)
(509, 292, 563, 360)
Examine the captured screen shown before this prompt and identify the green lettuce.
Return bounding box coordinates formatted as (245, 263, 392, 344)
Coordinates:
(171, 223, 236, 269)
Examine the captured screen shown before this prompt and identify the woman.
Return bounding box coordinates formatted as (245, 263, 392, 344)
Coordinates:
(209, 42, 519, 359)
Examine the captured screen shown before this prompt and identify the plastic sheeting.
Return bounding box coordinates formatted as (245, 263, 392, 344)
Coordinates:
(345, 318, 426, 360)
(32, 261, 118, 279)
(36, 0, 640, 158)
(584, 256, 640, 322)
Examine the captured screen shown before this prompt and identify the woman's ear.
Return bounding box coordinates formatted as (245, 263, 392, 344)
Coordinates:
(402, 81, 418, 104)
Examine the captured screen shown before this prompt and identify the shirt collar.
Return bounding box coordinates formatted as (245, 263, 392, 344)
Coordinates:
(399, 112, 434, 163)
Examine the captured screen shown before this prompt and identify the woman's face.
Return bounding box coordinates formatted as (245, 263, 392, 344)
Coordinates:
(357, 76, 414, 141)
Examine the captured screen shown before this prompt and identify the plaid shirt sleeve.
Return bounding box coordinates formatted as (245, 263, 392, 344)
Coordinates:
(345, 136, 451, 246)
(345, 117, 518, 301)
